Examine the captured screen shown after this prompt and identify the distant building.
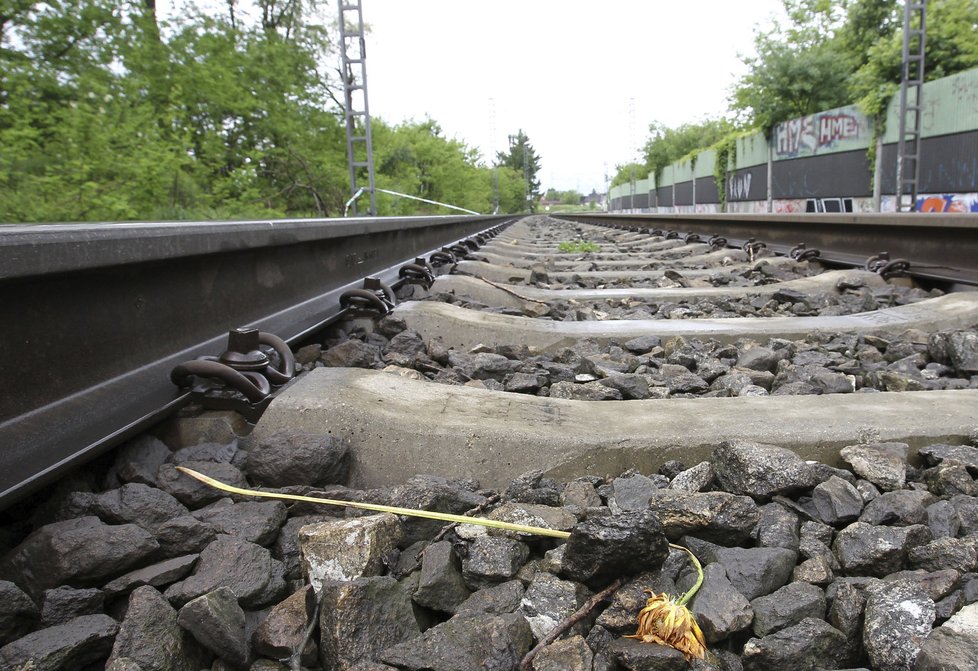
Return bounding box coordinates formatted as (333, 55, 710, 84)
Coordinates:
(582, 189, 607, 209)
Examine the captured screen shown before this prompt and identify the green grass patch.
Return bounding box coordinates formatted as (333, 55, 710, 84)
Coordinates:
(558, 240, 601, 253)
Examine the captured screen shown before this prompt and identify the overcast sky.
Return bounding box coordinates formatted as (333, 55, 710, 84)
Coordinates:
(162, 1, 787, 195)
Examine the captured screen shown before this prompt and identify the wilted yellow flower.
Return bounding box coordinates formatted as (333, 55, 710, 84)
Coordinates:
(625, 544, 707, 661)
(626, 590, 707, 661)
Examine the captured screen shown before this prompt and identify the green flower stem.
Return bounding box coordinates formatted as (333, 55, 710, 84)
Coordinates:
(671, 543, 704, 606)
(176, 467, 573, 539)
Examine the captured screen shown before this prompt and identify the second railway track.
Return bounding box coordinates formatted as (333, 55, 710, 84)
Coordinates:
(4, 212, 978, 670)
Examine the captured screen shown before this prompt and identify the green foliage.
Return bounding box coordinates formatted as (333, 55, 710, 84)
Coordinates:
(0, 1, 524, 222)
(732, 0, 978, 132)
(610, 162, 646, 188)
(373, 118, 493, 215)
(544, 188, 584, 205)
(557, 240, 601, 253)
(643, 119, 733, 185)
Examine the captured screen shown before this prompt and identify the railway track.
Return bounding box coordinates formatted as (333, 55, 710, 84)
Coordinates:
(3, 213, 978, 670)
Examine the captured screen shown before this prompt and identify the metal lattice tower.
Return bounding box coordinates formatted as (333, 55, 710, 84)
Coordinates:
(338, 1, 377, 216)
(895, 1, 926, 212)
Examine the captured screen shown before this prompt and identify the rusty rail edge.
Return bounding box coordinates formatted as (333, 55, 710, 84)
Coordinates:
(0, 215, 514, 509)
(553, 213, 978, 287)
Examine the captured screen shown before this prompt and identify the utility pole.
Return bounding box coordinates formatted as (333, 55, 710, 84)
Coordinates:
(896, 1, 926, 212)
(489, 98, 499, 214)
(337, 0, 377, 216)
(628, 98, 636, 212)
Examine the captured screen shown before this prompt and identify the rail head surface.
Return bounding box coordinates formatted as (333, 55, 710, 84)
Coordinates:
(553, 212, 978, 286)
(0, 215, 513, 509)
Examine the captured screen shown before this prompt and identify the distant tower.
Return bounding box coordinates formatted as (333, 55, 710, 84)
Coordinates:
(338, 1, 377, 215)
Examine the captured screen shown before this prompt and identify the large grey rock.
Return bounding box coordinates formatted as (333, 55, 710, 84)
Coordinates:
(81, 483, 189, 531)
(38, 586, 102, 628)
(1, 516, 158, 597)
(273, 514, 334, 580)
(462, 536, 530, 590)
(951, 495, 978, 536)
(741, 617, 846, 671)
(530, 634, 593, 671)
(832, 522, 931, 577)
(519, 571, 589, 641)
(157, 460, 248, 508)
(549, 380, 623, 400)
(947, 330, 978, 372)
(168, 440, 241, 465)
(608, 472, 661, 513)
(191, 498, 286, 546)
(112, 434, 171, 487)
(840, 443, 908, 491)
(378, 612, 532, 671)
(915, 601, 978, 671)
(828, 580, 867, 665)
(919, 442, 978, 470)
(863, 580, 935, 671)
(413, 540, 470, 613)
(689, 562, 753, 643)
(753, 502, 800, 552)
(503, 469, 562, 506)
(455, 580, 525, 617)
(926, 499, 961, 539)
(244, 428, 350, 487)
(925, 462, 978, 496)
(485, 501, 577, 539)
(710, 547, 797, 601)
(860, 489, 936, 526)
(177, 586, 249, 667)
(909, 537, 978, 573)
(750, 582, 826, 637)
(298, 513, 402, 593)
(164, 535, 287, 609)
(154, 514, 218, 557)
(107, 586, 210, 671)
(812, 476, 863, 526)
(386, 474, 486, 545)
(737, 346, 783, 372)
(646, 490, 759, 544)
(252, 585, 317, 666)
(318, 576, 420, 671)
(667, 461, 714, 493)
(606, 636, 687, 670)
(561, 509, 669, 588)
(712, 440, 820, 499)
(323, 339, 382, 368)
(0, 580, 38, 645)
(102, 554, 199, 599)
(0, 614, 118, 671)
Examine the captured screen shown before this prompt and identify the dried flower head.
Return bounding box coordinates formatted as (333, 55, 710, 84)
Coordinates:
(625, 544, 707, 661)
(626, 590, 707, 661)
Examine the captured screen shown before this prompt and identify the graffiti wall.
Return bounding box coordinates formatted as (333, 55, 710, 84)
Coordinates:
(773, 105, 872, 160)
(880, 193, 978, 213)
(607, 68, 978, 215)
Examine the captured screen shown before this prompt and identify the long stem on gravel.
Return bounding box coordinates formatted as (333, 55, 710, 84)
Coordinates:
(176, 467, 573, 539)
(671, 543, 704, 606)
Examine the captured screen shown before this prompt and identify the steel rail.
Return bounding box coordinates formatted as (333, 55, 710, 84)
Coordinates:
(553, 213, 978, 287)
(0, 215, 514, 509)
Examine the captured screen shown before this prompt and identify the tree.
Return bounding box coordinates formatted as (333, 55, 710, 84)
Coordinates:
(495, 129, 541, 211)
(849, 0, 978, 120)
(615, 119, 733, 186)
(731, 0, 851, 132)
(372, 118, 492, 215)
